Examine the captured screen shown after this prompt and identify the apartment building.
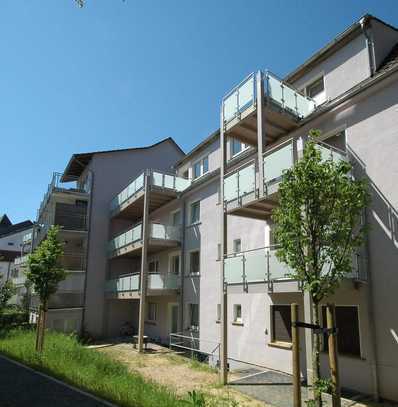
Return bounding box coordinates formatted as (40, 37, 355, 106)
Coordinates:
(30, 14, 398, 402)
(0, 215, 33, 295)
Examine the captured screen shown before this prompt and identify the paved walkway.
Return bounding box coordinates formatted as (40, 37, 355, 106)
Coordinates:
(0, 356, 112, 407)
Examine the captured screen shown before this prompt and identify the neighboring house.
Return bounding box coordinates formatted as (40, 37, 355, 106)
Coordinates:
(0, 215, 33, 294)
(29, 14, 398, 402)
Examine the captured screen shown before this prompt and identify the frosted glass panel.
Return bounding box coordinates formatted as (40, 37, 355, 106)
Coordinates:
(264, 144, 293, 184)
(239, 164, 256, 196)
(225, 256, 244, 284)
(135, 174, 144, 190)
(238, 76, 254, 110)
(175, 177, 191, 191)
(151, 223, 165, 239)
(224, 91, 238, 122)
(268, 250, 292, 280)
(267, 74, 283, 106)
(164, 174, 175, 189)
(245, 249, 267, 282)
(296, 94, 315, 117)
(283, 85, 297, 113)
(132, 224, 142, 241)
(224, 173, 238, 202)
(152, 172, 163, 187)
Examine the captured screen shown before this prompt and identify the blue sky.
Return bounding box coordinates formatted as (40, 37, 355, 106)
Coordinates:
(1, 0, 398, 223)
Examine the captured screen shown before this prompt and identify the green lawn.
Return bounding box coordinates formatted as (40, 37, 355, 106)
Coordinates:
(0, 327, 184, 407)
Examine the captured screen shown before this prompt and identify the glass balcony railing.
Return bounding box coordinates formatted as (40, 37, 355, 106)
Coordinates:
(263, 140, 295, 189)
(110, 170, 191, 213)
(315, 141, 347, 163)
(14, 255, 29, 266)
(225, 246, 365, 285)
(222, 71, 315, 125)
(224, 246, 292, 285)
(224, 161, 256, 203)
(22, 232, 32, 244)
(12, 276, 27, 286)
(108, 222, 181, 254)
(105, 272, 179, 293)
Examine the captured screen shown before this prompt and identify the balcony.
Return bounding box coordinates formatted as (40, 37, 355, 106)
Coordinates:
(224, 246, 365, 292)
(110, 170, 191, 220)
(224, 139, 348, 220)
(105, 272, 180, 298)
(108, 222, 181, 259)
(38, 172, 88, 221)
(222, 71, 316, 145)
(14, 255, 29, 266)
(61, 253, 86, 271)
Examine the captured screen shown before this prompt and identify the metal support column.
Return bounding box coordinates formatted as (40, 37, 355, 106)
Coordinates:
(256, 70, 266, 198)
(220, 103, 228, 385)
(138, 171, 150, 352)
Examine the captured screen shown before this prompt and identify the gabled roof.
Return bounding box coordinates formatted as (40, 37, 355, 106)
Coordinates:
(0, 219, 33, 238)
(284, 14, 398, 84)
(0, 214, 12, 229)
(62, 137, 185, 182)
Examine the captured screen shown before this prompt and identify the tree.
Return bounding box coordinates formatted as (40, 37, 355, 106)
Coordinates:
(0, 279, 16, 314)
(272, 130, 369, 407)
(27, 226, 66, 352)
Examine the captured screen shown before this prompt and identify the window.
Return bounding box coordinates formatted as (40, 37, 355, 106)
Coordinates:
(271, 305, 292, 343)
(147, 302, 158, 321)
(216, 304, 221, 322)
(233, 239, 241, 253)
(189, 251, 200, 275)
(170, 254, 180, 275)
(190, 201, 200, 224)
(322, 306, 361, 357)
(233, 304, 242, 324)
(148, 260, 159, 273)
(231, 139, 249, 157)
(7, 242, 14, 246)
(192, 156, 209, 179)
(189, 304, 199, 330)
(172, 210, 181, 226)
(217, 244, 222, 261)
(305, 76, 326, 105)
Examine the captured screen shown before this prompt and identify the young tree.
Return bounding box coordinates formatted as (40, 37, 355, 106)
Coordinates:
(0, 279, 16, 314)
(27, 226, 66, 352)
(272, 130, 369, 407)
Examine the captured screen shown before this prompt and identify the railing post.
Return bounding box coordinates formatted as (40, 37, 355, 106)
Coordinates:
(256, 71, 266, 199)
(138, 172, 150, 353)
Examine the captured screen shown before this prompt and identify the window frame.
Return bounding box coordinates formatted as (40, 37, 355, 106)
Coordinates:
(148, 259, 159, 274)
(233, 304, 243, 324)
(303, 74, 326, 105)
(169, 251, 181, 275)
(230, 139, 250, 158)
(321, 305, 362, 358)
(188, 249, 200, 276)
(189, 200, 200, 225)
(270, 304, 292, 345)
(233, 238, 242, 254)
(147, 302, 158, 322)
(192, 156, 209, 180)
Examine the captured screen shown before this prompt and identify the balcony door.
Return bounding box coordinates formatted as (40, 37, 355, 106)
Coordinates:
(169, 252, 181, 275)
(169, 303, 179, 334)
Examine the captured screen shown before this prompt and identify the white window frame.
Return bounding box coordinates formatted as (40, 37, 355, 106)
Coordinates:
(192, 156, 209, 180)
(230, 139, 250, 158)
(189, 200, 200, 225)
(148, 259, 159, 274)
(302, 73, 326, 105)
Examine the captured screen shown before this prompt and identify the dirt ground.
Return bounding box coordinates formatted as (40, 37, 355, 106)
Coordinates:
(95, 342, 266, 406)
(94, 341, 396, 407)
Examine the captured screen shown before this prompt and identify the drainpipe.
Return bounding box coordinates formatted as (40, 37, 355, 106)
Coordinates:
(179, 199, 186, 334)
(361, 17, 376, 77)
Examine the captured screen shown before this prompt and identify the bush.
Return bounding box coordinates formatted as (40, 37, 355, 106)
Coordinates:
(0, 308, 28, 328)
(0, 328, 183, 407)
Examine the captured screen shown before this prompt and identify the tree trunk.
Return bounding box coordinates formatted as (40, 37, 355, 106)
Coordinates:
(312, 301, 322, 407)
(38, 302, 47, 352)
(35, 306, 42, 352)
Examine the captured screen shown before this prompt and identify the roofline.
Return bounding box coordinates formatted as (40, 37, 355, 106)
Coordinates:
(284, 14, 398, 84)
(61, 137, 185, 182)
(175, 129, 220, 167)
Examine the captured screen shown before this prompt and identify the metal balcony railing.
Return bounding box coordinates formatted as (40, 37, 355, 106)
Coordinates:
(37, 172, 88, 221)
(224, 245, 365, 285)
(108, 222, 181, 254)
(105, 272, 180, 293)
(222, 71, 316, 125)
(110, 169, 191, 213)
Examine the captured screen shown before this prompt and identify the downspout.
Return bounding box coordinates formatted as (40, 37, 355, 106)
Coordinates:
(361, 17, 376, 77)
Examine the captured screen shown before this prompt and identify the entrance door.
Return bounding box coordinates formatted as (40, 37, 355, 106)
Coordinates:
(169, 304, 179, 333)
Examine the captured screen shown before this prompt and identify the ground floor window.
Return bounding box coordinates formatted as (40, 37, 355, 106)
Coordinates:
(322, 305, 361, 357)
(147, 302, 158, 322)
(271, 305, 292, 344)
(188, 303, 199, 331)
(233, 304, 242, 324)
